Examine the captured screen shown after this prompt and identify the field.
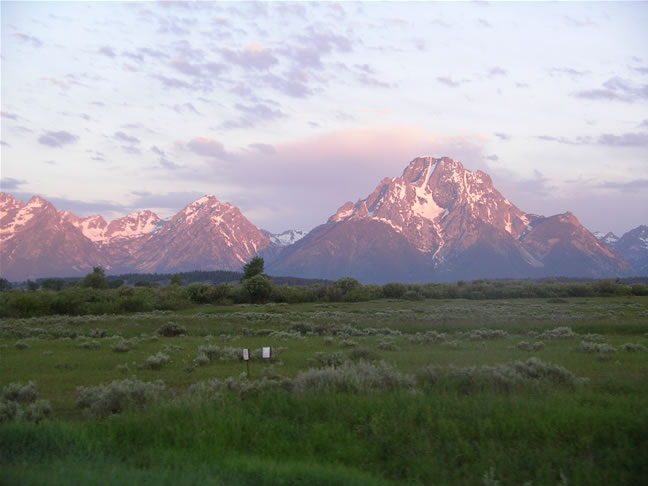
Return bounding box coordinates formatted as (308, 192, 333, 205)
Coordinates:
(1, 296, 647, 485)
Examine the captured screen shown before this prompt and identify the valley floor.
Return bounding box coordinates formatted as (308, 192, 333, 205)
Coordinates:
(1, 297, 647, 485)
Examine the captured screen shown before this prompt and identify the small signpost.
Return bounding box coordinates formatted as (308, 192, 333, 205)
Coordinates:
(242, 348, 250, 376)
(242, 346, 271, 377)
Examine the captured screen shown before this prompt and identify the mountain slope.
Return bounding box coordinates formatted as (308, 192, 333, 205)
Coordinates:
(269, 156, 632, 282)
(596, 225, 648, 275)
(128, 195, 270, 273)
(1, 195, 106, 280)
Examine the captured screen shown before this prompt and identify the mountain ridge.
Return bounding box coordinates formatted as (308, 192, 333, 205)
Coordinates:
(1, 156, 644, 282)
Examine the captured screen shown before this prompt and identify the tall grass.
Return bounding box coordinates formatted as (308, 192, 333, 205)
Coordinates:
(2, 387, 646, 485)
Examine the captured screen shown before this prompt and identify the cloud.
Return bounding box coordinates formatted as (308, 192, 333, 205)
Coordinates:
(186, 136, 232, 159)
(170, 57, 203, 76)
(563, 16, 594, 28)
(597, 133, 648, 147)
(1, 111, 20, 120)
(486, 154, 499, 161)
(574, 77, 648, 102)
(248, 143, 276, 155)
(223, 102, 285, 129)
(173, 102, 201, 115)
(436, 76, 469, 88)
(537, 135, 587, 146)
(9, 193, 129, 217)
(130, 191, 204, 210)
(488, 67, 507, 77)
(262, 71, 313, 97)
(12, 32, 43, 48)
(548, 67, 588, 78)
(114, 131, 140, 144)
(38, 131, 79, 147)
(152, 74, 192, 89)
(0, 140, 10, 147)
(151, 73, 213, 93)
(597, 179, 648, 192)
(638, 119, 648, 129)
(494, 132, 511, 141)
(221, 43, 278, 70)
(1, 177, 27, 191)
(537, 132, 648, 147)
(517, 170, 556, 197)
(98, 46, 116, 58)
(150, 146, 181, 170)
(477, 19, 491, 28)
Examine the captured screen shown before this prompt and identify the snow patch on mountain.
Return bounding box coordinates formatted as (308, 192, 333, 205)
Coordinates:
(264, 229, 308, 246)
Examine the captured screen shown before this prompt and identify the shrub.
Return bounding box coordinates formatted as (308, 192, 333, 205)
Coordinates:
(348, 346, 379, 362)
(14, 341, 29, 350)
(111, 339, 133, 353)
(294, 361, 414, 393)
(198, 344, 242, 362)
(621, 343, 646, 352)
(579, 341, 617, 354)
(157, 321, 186, 337)
(78, 340, 101, 350)
(194, 352, 210, 366)
(340, 339, 358, 348)
(538, 327, 576, 339)
(376, 340, 400, 351)
(1, 381, 51, 423)
(77, 377, 166, 418)
(2, 381, 39, 403)
(418, 357, 584, 393)
(308, 351, 347, 368)
(382, 282, 407, 299)
(144, 352, 170, 370)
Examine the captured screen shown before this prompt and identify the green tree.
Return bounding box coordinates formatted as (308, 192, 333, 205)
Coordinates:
(334, 277, 360, 295)
(82, 267, 108, 289)
(241, 256, 265, 281)
(41, 278, 65, 291)
(26, 280, 40, 291)
(0, 278, 12, 292)
(169, 274, 183, 286)
(242, 274, 273, 304)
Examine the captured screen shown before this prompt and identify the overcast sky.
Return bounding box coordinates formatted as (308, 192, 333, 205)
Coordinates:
(1, 1, 647, 234)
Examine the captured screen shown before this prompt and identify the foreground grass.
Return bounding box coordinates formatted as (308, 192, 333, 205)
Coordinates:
(2, 388, 647, 485)
(1, 296, 647, 484)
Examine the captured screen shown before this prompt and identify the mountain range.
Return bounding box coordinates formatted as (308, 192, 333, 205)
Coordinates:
(1, 156, 645, 282)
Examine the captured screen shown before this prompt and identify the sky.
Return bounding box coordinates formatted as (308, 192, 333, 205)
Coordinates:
(1, 0, 647, 235)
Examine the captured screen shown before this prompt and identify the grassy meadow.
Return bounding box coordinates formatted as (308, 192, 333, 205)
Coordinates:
(1, 296, 647, 485)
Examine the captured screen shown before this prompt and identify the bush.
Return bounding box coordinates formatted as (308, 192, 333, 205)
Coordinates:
(579, 341, 617, 354)
(77, 378, 166, 418)
(78, 340, 101, 350)
(198, 344, 241, 362)
(14, 341, 29, 350)
(538, 327, 576, 339)
(0, 381, 51, 423)
(144, 352, 170, 369)
(294, 361, 414, 393)
(418, 357, 584, 393)
(157, 321, 186, 337)
(376, 340, 400, 351)
(111, 339, 133, 353)
(621, 343, 646, 352)
(382, 282, 407, 299)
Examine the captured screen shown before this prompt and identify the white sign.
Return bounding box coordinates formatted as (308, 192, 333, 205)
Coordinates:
(262, 346, 271, 359)
(242, 348, 249, 361)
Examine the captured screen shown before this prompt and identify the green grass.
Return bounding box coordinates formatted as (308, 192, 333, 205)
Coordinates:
(1, 296, 647, 484)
